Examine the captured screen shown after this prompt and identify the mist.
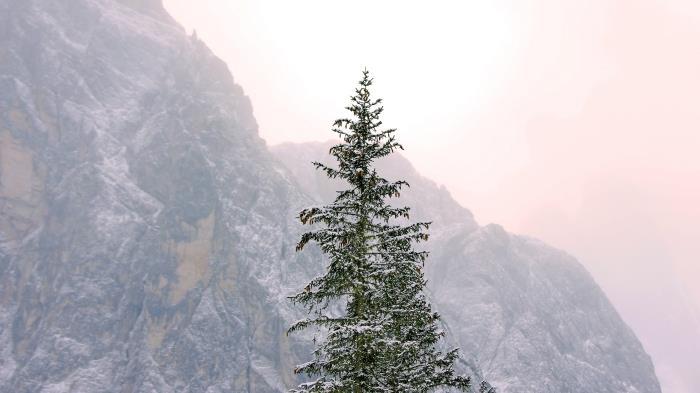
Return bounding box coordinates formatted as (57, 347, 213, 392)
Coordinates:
(163, 1, 700, 391)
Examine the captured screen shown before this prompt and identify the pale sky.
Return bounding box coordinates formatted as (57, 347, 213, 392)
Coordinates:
(163, 1, 699, 391)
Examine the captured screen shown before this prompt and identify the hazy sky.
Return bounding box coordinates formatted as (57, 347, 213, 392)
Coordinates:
(163, 1, 699, 391)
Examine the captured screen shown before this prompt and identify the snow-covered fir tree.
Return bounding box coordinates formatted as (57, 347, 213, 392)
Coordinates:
(289, 70, 494, 393)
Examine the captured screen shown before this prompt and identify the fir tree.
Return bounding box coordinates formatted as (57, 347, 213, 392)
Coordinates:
(289, 70, 493, 393)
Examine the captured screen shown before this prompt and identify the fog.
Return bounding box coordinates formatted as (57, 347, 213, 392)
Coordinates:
(163, 1, 700, 391)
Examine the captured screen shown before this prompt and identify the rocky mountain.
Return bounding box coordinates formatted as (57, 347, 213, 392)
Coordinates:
(0, 0, 660, 392)
(0, 0, 321, 391)
(273, 142, 662, 393)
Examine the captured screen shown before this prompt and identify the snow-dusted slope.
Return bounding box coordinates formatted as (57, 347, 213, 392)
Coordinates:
(0, 0, 321, 391)
(273, 141, 662, 393)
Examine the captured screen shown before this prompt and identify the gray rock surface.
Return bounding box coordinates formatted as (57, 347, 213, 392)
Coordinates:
(0, 1, 317, 391)
(0, 0, 660, 392)
(273, 141, 662, 393)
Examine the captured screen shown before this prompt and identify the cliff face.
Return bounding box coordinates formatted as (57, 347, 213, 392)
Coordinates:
(428, 226, 660, 393)
(0, 1, 660, 392)
(273, 141, 662, 393)
(0, 1, 319, 391)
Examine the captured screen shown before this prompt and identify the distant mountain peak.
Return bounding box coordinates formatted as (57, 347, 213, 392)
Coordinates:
(112, 0, 166, 15)
(274, 142, 662, 393)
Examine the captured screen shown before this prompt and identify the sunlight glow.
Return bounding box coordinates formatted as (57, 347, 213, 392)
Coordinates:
(164, 0, 519, 146)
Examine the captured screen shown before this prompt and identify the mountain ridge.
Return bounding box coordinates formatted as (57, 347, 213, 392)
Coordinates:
(272, 141, 661, 393)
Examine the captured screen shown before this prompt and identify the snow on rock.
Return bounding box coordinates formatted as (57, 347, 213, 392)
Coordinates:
(273, 143, 662, 393)
(1, 0, 311, 391)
